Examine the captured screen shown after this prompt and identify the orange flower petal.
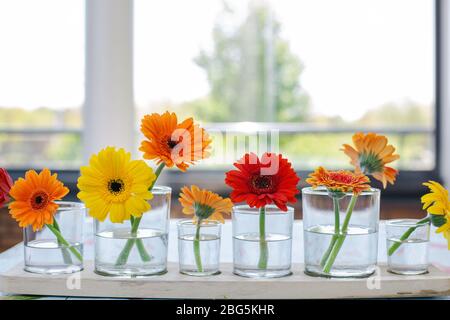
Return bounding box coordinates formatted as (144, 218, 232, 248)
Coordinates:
(8, 169, 67, 231)
(139, 112, 211, 171)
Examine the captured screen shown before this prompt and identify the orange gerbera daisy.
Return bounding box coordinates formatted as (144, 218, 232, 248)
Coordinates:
(139, 111, 211, 172)
(9, 169, 69, 231)
(179, 185, 233, 223)
(342, 132, 400, 188)
(306, 166, 371, 195)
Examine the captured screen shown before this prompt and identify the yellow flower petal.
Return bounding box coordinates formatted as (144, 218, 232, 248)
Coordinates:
(77, 147, 156, 223)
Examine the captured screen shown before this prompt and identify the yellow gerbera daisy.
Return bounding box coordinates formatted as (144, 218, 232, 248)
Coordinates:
(77, 147, 156, 223)
(342, 132, 400, 188)
(179, 185, 233, 223)
(421, 180, 450, 249)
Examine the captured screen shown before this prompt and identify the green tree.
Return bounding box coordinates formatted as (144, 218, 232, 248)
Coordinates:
(357, 101, 432, 127)
(185, 1, 309, 122)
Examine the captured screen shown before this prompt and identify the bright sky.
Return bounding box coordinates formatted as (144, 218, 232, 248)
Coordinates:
(0, 0, 434, 121)
(0, 0, 85, 109)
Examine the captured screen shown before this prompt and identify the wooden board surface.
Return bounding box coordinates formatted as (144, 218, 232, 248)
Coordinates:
(1, 261, 449, 299)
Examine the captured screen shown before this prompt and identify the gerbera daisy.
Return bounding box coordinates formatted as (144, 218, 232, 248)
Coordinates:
(306, 166, 371, 195)
(389, 181, 450, 255)
(77, 147, 156, 223)
(179, 185, 232, 273)
(225, 153, 300, 211)
(9, 168, 69, 231)
(0, 168, 13, 207)
(342, 132, 400, 188)
(139, 111, 211, 172)
(421, 181, 450, 249)
(179, 185, 233, 223)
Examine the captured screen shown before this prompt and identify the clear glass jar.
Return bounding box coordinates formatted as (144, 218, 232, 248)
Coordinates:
(24, 201, 85, 274)
(94, 186, 171, 277)
(386, 218, 430, 275)
(232, 205, 294, 278)
(177, 220, 221, 276)
(302, 187, 380, 278)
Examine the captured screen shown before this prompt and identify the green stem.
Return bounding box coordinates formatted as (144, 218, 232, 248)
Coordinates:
(257, 206, 268, 270)
(341, 194, 358, 233)
(115, 163, 165, 266)
(46, 224, 83, 262)
(320, 197, 341, 267)
(323, 194, 358, 274)
(194, 221, 203, 272)
(52, 219, 73, 265)
(115, 238, 136, 266)
(129, 216, 152, 262)
(388, 217, 430, 256)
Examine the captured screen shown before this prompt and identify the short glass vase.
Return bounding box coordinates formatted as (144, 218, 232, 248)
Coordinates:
(177, 220, 221, 276)
(24, 201, 85, 274)
(386, 219, 430, 275)
(232, 205, 294, 278)
(302, 187, 380, 278)
(94, 186, 171, 277)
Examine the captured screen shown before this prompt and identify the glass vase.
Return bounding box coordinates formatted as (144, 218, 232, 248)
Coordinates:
(177, 220, 221, 276)
(94, 186, 171, 277)
(302, 187, 380, 278)
(24, 201, 85, 274)
(232, 205, 294, 278)
(386, 219, 430, 275)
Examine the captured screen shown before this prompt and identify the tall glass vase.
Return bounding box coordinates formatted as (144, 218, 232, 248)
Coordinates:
(94, 186, 171, 277)
(24, 201, 85, 274)
(232, 205, 294, 278)
(302, 187, 380, 278)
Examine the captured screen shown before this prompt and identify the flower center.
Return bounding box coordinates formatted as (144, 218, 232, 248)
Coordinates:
(251, 175, 274, 193)
(329, 172, 353, 184)
(30, 191, 49, 210)
(167, 138, 178, 149)
(108, 179, 125, 195)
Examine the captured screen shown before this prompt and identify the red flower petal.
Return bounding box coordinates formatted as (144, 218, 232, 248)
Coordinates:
(225, 153, 300, 211)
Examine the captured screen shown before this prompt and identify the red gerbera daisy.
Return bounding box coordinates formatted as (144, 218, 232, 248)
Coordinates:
(225, 153, 300, 211)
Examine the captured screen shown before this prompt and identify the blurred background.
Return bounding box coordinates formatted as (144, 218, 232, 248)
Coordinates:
(0, 0, 448, 252)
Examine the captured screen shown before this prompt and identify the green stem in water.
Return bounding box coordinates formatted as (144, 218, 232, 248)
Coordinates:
(46, 224, 83, 262)
(388, 217, 430, 256)
(132, 216, 152, 262)
(52, 219, 73, 265)
(115, 163, 165, 266)
(257, 206, 268, 270)
(194, 220, 203, 273)
(320, 197, 340, 267)
(323, 194, 358, 274)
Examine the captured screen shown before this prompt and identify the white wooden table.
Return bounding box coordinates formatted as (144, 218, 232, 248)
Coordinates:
(1, 218, 449, 299)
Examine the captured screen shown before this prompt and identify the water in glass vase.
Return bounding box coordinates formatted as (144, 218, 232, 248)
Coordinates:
(233, 232, 292, 278)
(304, 225, 378, 278)
(178, 234, 220, 276)
(387, 238, 429, 275)
(24, 239, 83, 274)
(95, 228, 168, 276)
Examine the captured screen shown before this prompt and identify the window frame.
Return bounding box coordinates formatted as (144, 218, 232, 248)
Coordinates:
(2, 0, 444, 200)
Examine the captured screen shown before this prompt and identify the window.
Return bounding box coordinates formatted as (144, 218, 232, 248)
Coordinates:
(134, 0, 436, 179)
(0, 0, 440, 194)
(0, 0, 84, 169)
